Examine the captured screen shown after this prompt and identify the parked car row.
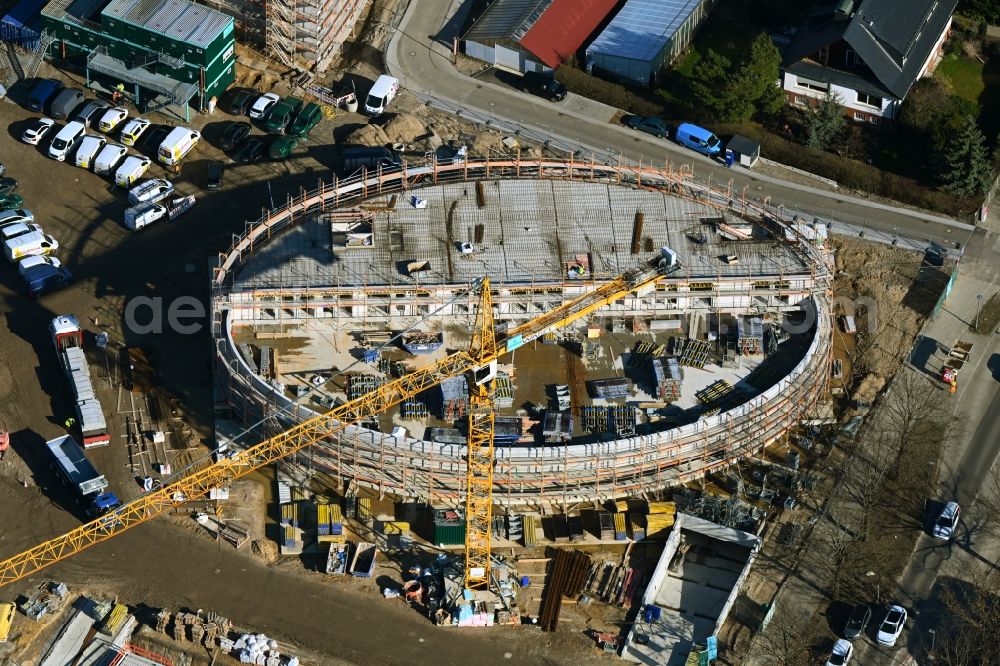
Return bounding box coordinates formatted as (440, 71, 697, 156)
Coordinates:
(239, 90, 321, 138)
(217, 120, 303, 164)
(0, 206, 70, 296)
(39, 119, 153, 186)
(0, 118, 71, 296)
(820, 499, 961, 663)
(622, 115, 724, 157)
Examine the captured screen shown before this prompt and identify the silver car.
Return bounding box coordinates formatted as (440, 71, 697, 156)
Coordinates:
(932, 501, 960, 540)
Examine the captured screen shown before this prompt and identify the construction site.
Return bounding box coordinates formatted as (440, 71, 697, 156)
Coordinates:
(211, 157, 833, 509)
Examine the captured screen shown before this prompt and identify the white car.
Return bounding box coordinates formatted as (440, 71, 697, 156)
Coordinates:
(932, 501, 960, 540)
(119, 117, 151, 146)
(128, 179, 174, 205)
(22, 118, 55, 145)
(876, 604, 907, 647)
(249, 92, 280, 120)
(114, 156, 152, 187)
(98, 106, 129, 133)
(825, 639, 853, 666)
(17, 254, 61, 276)
(0, 209, 33, 227)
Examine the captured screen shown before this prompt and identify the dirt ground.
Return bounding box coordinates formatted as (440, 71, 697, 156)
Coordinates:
(829, 237, 940, 403)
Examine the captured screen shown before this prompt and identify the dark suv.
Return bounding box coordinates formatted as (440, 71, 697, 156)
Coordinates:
(521, 71, 566, 102)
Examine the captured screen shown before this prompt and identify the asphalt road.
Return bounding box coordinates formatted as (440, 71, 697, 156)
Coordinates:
(386, 0, 973, 251)
(896, 370, 1000, 601)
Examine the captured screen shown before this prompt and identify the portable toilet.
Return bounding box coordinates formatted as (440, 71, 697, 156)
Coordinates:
(724, 135, 760, 168)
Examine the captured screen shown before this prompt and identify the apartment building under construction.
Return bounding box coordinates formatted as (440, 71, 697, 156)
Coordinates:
(199, 0, 365, 71)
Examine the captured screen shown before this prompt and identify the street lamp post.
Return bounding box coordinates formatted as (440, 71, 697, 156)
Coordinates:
(976, 294, 983, 332)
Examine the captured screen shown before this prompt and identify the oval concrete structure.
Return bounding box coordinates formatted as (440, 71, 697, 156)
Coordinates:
(211, 158, 832, 506)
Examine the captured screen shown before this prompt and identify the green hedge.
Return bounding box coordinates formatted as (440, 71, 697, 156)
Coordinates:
(554, 65, 663, 116)
(714, 122, 978, 217)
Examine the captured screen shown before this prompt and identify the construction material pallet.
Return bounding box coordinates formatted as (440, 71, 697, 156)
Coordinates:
(494, 373, 515, 408)
(587, 377, 630, 399)
(696, 380, 733, 405)
(696, 379, 748, 413)
(347, 373, 385, 400)
(238, 343, 258, 374)
(581, 406, 636, 437)
(676, 338, 711, 368)
(401, 398, 429, 418)
(652, 357, 683, 401)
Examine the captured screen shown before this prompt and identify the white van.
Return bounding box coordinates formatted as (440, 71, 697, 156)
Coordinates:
(364, 75, 399, 116)
(48, 120, 86, 161)
(0, 222, 42, 243)
(74, 135, 106, 169)
(124, 202, 167, 230)
(94, 143, 128, 176)
(115, 156, 151, 187)
(157, 127, 200, 166)
(4, 230, 58, 262)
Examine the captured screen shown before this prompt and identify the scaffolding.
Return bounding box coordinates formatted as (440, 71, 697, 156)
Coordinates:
(263, 0, 366, 73)
(210, 157, 835, 508)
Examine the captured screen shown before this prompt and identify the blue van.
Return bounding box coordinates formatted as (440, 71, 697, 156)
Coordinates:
(27, 78, 64, 113)
(22, 263, 72, 296)
(675, 123, 722, 157)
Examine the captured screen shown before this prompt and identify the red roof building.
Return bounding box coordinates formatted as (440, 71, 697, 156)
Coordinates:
(518, 0, 619, 68)
(464, 0, 618, 71)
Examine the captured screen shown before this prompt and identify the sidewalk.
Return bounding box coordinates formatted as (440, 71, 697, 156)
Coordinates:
(881, 234, 1000, 664)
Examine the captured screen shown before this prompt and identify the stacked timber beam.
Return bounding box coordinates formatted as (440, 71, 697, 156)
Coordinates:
(539, 549, 591, 631)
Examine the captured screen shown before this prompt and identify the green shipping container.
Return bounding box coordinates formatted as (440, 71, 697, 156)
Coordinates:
(434, 522, 466, 545)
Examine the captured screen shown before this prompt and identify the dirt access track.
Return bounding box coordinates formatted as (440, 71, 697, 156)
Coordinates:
(0, 70, 609, 665)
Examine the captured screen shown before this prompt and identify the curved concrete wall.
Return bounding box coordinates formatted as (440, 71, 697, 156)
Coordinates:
(212, 159, 832, 505)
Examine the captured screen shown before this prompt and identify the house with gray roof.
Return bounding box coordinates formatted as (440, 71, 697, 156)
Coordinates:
(780, 0, 957, 124)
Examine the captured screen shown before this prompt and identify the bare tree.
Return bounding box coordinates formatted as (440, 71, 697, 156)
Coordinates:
(752, 601, 826, 666)
(931, 575, 1000, 665)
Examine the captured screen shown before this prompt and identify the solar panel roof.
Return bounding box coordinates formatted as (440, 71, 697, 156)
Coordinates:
(588, 0, 704, 62)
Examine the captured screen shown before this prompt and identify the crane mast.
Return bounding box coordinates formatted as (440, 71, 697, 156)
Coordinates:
(0, 253, 671, 587)
(464, 278, 498, 589)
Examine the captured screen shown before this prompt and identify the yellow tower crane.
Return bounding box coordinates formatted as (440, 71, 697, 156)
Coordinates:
(464, 278, 498, 589)
(0, 251, 675, 587)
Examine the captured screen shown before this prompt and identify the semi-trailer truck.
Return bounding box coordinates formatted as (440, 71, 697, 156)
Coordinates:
(50, 315, 109, 448)
(46, 434, 120, 518)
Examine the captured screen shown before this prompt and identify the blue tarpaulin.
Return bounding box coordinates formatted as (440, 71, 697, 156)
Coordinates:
(0, 0, 44, 47)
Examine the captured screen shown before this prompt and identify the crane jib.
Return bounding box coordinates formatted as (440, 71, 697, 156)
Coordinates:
(0, 255, 673, 587)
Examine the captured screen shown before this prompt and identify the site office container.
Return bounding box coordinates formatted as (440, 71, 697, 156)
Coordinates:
(41, 2, 236, 107)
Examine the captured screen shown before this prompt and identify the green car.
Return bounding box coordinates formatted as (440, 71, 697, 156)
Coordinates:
(0, 193, 23, 210)
(289, 102, 322, 138)
(268, 136, 300, 160)
(264, 96, 304, 135)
